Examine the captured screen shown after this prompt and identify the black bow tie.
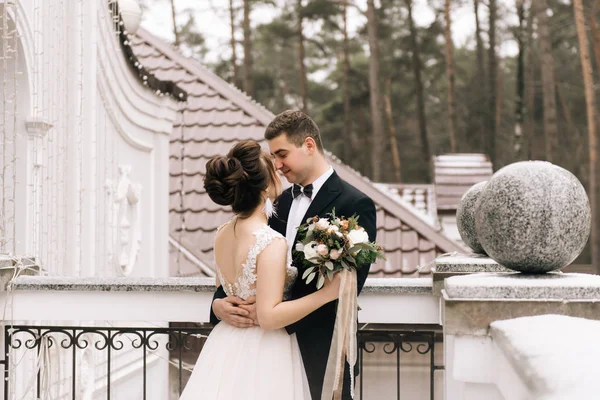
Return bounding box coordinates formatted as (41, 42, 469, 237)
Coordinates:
(292, 184, 313, 199)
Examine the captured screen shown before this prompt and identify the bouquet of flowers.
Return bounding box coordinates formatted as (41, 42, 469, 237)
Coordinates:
(292, 209, 385, 289)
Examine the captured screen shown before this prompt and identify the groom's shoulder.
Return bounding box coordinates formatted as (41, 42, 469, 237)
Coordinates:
(337, 176, 373, 203)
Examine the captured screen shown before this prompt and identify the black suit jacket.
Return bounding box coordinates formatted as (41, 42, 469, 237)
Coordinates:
(209, 171, 377, 399)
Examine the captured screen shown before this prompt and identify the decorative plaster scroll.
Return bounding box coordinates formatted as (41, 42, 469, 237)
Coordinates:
(113, 165, 142, 276)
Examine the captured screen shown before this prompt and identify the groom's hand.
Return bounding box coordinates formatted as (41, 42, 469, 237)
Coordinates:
(212, 296, 255, 328)
(238, 296, 259, 326)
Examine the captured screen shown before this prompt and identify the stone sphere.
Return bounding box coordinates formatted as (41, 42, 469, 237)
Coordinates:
(457, 181, 488, 255)
(475, 161, 591, 273)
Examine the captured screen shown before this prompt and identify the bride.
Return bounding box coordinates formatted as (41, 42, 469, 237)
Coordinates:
(179, 139, 341, 400)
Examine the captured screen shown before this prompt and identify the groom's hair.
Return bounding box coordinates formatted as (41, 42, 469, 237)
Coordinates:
(265, 110, 324, 152)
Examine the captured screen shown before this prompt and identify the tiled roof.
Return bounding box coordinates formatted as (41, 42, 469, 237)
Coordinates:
(374, 183, 438, 225)
(433, 154, 494, 211)
(132, 29, 467, 278)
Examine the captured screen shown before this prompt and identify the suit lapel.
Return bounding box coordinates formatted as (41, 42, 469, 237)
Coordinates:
(294, 172, 342, 244)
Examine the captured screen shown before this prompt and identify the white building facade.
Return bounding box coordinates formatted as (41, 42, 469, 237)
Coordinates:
(0, 0, 182, 398)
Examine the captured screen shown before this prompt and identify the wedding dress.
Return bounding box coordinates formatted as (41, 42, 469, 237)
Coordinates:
(179, 224, 310, 400)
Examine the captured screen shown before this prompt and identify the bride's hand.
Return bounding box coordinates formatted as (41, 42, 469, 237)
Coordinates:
(322, 272, 342, 301)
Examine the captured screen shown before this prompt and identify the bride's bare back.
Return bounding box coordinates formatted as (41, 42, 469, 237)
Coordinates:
(214, 218, 292, 301)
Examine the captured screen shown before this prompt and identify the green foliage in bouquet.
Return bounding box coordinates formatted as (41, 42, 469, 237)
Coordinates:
(291, 209, 386, 289)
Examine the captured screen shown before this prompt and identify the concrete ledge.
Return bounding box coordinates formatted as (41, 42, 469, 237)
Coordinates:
(434, 255, 511, 273)
(11, 276, 217, 292)
(432, 255, 513, 296)
(490, 315, 600, 399)
(11, 276, 433, 294)
(444, 272, 600, 300)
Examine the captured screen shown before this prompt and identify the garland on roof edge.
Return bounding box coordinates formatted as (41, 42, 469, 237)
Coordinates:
(109, 1, 187, 102)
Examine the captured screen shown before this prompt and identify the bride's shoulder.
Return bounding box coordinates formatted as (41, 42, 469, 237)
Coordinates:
(265, 225, 284, 239)
(254, 225, 285, 245)
(256, 234, 287, 263)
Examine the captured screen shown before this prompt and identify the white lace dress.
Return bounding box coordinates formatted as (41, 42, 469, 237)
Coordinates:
(179, 225, 310, 400)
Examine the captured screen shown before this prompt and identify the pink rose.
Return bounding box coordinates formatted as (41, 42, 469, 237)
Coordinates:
(317, 244, 329, 256)
(330, 249, 340, 260)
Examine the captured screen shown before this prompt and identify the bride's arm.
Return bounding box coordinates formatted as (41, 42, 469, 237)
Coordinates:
(256, 238, 339, 331)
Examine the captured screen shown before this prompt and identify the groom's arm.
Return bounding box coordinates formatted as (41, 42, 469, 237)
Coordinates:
(354, 196, 377, 295)
(209, 286, 227, 326)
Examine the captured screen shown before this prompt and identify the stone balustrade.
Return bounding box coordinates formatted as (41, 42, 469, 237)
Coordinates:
(439, 254, 600, 400)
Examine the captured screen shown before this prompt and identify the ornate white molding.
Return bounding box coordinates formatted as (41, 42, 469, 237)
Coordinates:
(111, 165, 142, 276)
(97, 81, 154, 152)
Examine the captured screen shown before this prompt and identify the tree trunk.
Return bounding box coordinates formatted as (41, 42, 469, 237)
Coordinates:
(525, 0, 535, 160)
(443, 0, 457, 153)
(488, 0, 497, 165)
(276, 45, 289, 111)
(405, 0, 430, 174)
(588, 2, 600, 80)
(229, 0, 239, 85)
(297, 0, 308, 113)
(170, 0, 180, 46)
(366, 0, 385, 182)
(536, 0, 558, 162)
(342, 2, 352, 162)
(514, 0, 526, 160)
(474, 0, 486, 152)
(495, 58, 503, 149)
(573, 0, 599, 272)
(556, 77, 586, 182)
(384, 77, 401, 181)
(242, 0, 254, 97)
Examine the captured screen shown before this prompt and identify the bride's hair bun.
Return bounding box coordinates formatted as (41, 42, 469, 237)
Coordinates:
(204, 140, 278, 216)
(203, 156, 247, 207)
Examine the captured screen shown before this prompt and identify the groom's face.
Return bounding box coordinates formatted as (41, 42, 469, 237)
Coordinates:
(268, 133, 312, 185)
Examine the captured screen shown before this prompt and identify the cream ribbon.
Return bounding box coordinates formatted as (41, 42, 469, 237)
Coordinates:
(321, 268, 358, 400)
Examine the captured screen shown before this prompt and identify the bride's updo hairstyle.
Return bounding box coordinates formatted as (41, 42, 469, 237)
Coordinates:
(204, 140, 279, 218)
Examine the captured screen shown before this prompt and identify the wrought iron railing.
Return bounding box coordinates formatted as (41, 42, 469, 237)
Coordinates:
(358, 324, 444, 400)
(1, 324, 443, 400)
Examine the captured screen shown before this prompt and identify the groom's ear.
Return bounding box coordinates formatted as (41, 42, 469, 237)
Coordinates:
(304, 137, 318, 154)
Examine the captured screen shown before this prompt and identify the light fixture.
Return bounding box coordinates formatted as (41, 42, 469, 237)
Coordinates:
(118, 0, 142, 34)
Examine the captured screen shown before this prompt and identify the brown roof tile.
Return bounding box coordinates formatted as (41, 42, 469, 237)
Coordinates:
(433, 153, 493, 211)
(132, 29, 467, 279)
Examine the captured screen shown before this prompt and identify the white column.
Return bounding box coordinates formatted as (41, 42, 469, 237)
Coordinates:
(152, 133, 170, 277)
(65, 0, 83, 276)
(23, 119, 51, 257)
(79, 0, 98, 277)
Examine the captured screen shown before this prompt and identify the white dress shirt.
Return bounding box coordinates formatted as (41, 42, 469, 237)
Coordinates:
(286, 166, 334, 257)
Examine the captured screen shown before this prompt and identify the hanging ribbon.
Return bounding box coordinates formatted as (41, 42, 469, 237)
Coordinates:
(321, 268, 358, 400)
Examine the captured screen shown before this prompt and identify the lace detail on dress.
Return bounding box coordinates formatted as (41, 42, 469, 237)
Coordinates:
(217, 225, 297, 301)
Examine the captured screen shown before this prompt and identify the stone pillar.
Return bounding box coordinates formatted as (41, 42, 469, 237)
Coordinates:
(442, 272, 600, 400)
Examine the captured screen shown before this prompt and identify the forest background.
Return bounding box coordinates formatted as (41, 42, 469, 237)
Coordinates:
(140, 0, 600, 267)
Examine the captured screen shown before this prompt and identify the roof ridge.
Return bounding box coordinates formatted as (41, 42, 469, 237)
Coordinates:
(135, 28, 275, 125)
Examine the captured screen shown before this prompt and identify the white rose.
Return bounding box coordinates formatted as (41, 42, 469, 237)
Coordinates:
(315, 218, 330, 231)
(295, 243, 304, 252)
(330, 249, 340, 260)
(317, 244, 329, 256)
(347, 228, 369, 247)
(327, 225, 339, 234)
(303, 241, 320, 263)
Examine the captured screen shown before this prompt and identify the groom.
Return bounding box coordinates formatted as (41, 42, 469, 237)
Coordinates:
(210, 110, 377, 399)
